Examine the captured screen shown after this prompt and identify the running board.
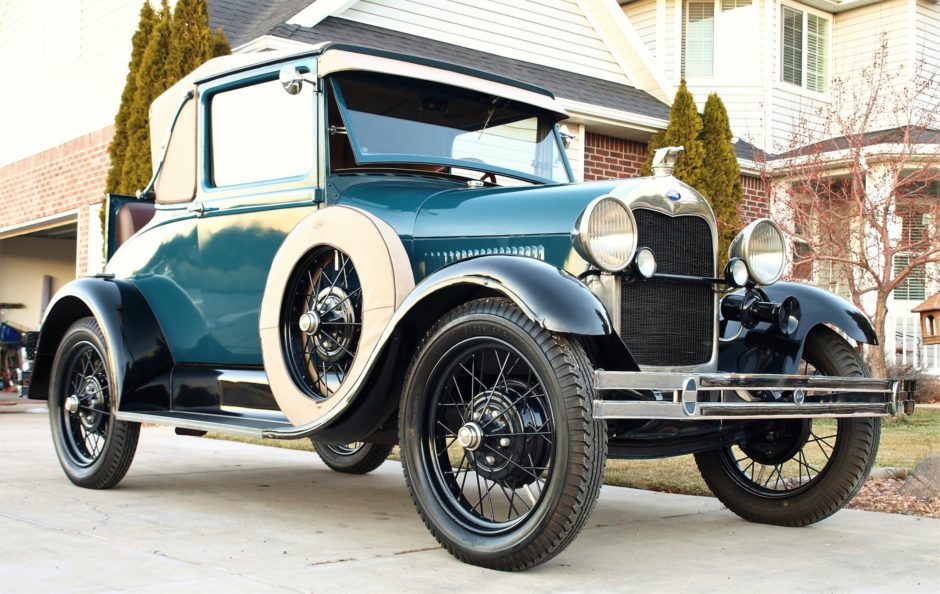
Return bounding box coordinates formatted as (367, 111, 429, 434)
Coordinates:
(115, 410, 293, 438)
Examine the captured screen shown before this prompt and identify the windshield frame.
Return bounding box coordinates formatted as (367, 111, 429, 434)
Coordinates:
(328, 74, 574, 185)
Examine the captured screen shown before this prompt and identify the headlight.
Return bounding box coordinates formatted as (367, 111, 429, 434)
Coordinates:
(572, 196, 637, 272)
(729, 219, 788, 285)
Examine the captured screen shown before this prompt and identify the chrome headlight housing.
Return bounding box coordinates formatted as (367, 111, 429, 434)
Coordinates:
(572, 196, 638, 272)
(729, 219, 788, 285)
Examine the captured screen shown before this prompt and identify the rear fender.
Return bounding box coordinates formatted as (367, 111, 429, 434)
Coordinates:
(30, 277, 174, 410)
(718, 281, 877, 374)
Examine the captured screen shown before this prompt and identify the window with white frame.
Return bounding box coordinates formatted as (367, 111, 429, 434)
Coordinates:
(893, 209, 929, 301)
(781, 5, 829, 93)
(682, 0, 753, 78)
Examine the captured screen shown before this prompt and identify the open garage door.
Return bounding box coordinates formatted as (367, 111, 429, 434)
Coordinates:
(0, 222, 77, 331)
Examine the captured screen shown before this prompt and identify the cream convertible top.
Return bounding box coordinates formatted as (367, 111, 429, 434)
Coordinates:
(148, 43, 569, 204)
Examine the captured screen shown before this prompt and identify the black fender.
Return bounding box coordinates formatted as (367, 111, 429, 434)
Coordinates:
(275, 254, 637, 440)
(30, 277, 174, 411)
(718, 281, 877, 374)
(412, 255, 614, 334)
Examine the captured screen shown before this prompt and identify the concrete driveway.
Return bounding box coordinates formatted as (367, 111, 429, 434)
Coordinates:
(1, 404, 937, 593)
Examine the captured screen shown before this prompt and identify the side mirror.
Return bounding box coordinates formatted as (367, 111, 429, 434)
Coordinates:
(279, 65, 315, 95)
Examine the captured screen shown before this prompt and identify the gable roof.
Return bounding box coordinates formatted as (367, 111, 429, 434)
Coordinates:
(207, 3, 670, 122)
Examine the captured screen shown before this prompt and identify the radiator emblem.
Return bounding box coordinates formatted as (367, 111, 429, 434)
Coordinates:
(666, 190, 681, 201)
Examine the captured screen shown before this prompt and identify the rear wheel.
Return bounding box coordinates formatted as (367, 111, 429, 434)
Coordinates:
(400, 298, 606, 571)
(311, 441, 393, 474)
(48, 317, 139, 489)
(695, 327, 880, 526)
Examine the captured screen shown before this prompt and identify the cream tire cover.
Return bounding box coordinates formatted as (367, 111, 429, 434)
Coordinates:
(259, 205, 414, 427)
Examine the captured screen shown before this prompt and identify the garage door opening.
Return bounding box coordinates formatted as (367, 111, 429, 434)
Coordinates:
(0, 222, 78, 332)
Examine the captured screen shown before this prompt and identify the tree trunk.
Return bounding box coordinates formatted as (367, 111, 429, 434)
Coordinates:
(867, 295, 889, 379)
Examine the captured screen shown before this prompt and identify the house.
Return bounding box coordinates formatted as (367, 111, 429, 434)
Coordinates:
(619, 0, 940, 372)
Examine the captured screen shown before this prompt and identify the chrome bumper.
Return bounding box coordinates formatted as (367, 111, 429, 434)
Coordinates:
(593, 371, 899, 420)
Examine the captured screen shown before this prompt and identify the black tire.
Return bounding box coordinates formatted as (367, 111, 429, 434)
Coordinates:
(312, 441, 394, 474)
(48, 317, 140, 489)
(695, 326, 881, 526)
(399, 298, 607, 571)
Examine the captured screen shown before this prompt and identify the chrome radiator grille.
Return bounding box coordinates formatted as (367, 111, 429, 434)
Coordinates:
(619, 209, 715, 367)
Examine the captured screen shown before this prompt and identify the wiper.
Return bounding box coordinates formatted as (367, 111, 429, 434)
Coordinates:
(478, 97, 500, 139)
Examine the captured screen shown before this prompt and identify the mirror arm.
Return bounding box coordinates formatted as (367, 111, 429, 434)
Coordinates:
(137, 90, 195, 200)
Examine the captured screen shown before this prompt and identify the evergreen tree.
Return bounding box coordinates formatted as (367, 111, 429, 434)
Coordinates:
(210, 27, 231, 58)
(641, 79, 705, 188)
(166, 0, 211, 83)
(105, 1, 155, 194)
(119, 0, 173, 195)
(699, 93, 743, 267)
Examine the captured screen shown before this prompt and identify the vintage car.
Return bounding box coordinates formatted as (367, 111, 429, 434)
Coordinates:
(29, 43, 901, 571)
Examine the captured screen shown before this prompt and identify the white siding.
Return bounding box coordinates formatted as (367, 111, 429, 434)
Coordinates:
(769, 86, 828, 150)
(336, 0, 629, 83)
(622, 0, 658, 57)
(833, 0, 908, 79)
(915, 0, 940, 117)
(664, 0, 679, 81)
(0, 0, 149, 167)
(688, 83, 768, 144)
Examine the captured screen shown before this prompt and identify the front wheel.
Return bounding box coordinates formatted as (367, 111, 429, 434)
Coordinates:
(399, 298, 606, 571)
(695, 327, 880, 526)
(311, 441, 393, 474)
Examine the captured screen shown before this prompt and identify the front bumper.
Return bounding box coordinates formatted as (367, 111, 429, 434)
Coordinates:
(593, 371, 906, 420)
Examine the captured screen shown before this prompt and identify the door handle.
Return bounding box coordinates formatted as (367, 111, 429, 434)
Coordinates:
(186, 203, 217, 217)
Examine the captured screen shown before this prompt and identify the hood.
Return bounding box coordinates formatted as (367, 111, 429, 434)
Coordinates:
(413, 180, 623, 238)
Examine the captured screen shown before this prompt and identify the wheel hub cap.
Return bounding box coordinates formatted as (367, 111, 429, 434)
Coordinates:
(64, 395, 80, 414)
(298, 311, 320, 335)
(457, 422, 484, 451)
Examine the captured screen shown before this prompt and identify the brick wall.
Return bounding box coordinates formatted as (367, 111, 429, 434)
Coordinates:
(582, 133, 771, 224)
(0, 126, 113, 275)
(739, 174, 769, 223)
(583, 133, 647, 180)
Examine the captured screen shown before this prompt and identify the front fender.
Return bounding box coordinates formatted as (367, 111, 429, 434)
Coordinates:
(718, 281, 877, 374)
(30, 277, 174, 410)
(406, 255, 613, 335)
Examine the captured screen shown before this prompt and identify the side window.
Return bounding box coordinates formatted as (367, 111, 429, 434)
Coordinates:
(209, 76, 314, 187)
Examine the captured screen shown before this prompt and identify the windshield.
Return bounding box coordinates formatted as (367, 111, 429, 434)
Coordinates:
(330, 72, 573, 184)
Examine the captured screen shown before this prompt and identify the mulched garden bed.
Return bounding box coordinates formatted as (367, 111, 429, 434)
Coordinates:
(847, 478, 940, 519)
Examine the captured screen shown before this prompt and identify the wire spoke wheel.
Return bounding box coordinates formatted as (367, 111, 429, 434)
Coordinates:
(426, 340, 555, 531)
(311, 439, 394, 474)
(58, 341, 113, 467)
(283, 247, 362, 399)
(722, 360, 837, 497)
(400, 299, 606, 570)
(695, 327, 880, 526)
(49, 317, 139, 489)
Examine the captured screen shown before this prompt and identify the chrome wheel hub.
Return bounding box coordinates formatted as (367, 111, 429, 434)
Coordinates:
(79, 377, 105, 430)
(64, 395, 80, 414)
(298, 311, 320, 335)
(457, 422, 484, 451)
(313, 286, 356, 362)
